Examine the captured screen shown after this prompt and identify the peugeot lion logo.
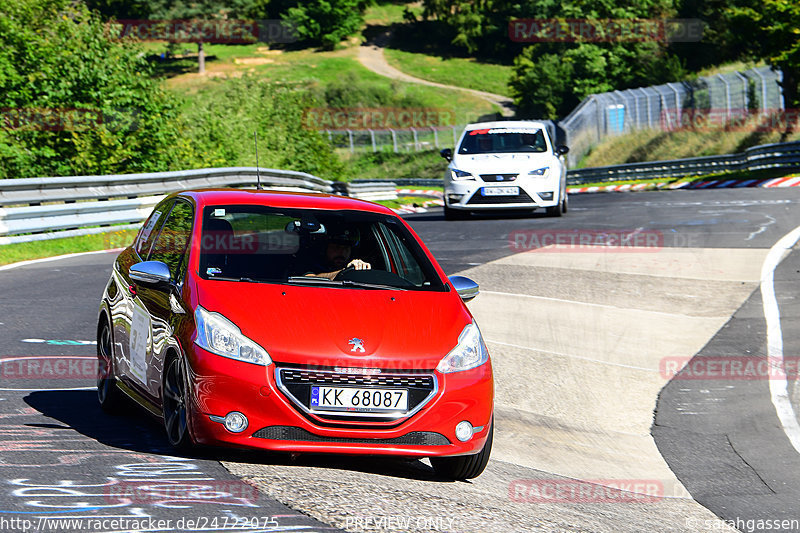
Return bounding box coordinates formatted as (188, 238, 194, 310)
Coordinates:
(348, 338, 365, 353)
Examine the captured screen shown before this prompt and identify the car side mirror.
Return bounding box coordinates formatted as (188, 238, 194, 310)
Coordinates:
(448, 275, 479, 302)
(440, 148, 453, 162)
(130, 261, 172, 290)
(555, 145, 569, 156)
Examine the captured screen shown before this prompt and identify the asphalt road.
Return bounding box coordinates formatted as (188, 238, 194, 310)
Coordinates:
(0, 187, 798, 532)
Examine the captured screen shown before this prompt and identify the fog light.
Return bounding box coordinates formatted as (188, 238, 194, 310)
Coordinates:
(223, 411, 248, 433)
(539, 192, 554, 201)
(447, 194, 464, 203)
(455, 421, 473, 442)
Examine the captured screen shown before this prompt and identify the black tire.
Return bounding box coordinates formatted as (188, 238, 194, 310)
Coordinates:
(163, 355, 193, 451)
(443, 205, 467, 221)
(545, 199, 563, 217)
(562, 194, 568, 214)
(97, 319, 124, 414)
(431, 420, 493, 480)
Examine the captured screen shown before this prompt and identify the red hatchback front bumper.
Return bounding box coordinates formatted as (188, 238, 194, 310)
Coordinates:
(185, 345, 494, 457)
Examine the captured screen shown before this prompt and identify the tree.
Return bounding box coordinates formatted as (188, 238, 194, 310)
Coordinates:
(140, 0, 262, 74)
(0, 0, 183, 178)
(282, 0, 369, 50)
(728, 0, 800, 133)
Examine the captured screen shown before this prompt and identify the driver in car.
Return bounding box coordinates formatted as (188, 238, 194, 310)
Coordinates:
(306, 228, 371, 280)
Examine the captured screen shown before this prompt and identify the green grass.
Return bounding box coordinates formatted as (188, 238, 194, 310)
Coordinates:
(0, 229, 138, 266)
(383, 49, 513, 97)
(364, 2, 423, 25)
(343, 150, 447, 182)
(374, 195, 440, 209)
(166, 52, 499, 125)
(578, 125, 800, 169)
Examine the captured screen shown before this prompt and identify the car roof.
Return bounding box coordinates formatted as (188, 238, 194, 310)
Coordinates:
(172, 188, 395, 215)
(464, 120, 547, 131)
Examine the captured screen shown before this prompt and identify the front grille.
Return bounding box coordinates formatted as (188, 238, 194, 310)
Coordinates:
(480, 173, 518, 182)
(276, 367, 437, 423)
(467, 189, 534, 205)
(253, 426, 450, 446)
(280, 369, 434, 388)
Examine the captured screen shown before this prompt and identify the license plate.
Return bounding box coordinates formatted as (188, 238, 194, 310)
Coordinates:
(311, 386, 408, 412)
(481, 186, 519, 196)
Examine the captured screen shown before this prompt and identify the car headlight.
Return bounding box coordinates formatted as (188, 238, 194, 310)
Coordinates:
(528, 167, 549, 176)
(450, 169, 474, 181)
(437, 322, 489, 373)
(194, 306, 271, 366)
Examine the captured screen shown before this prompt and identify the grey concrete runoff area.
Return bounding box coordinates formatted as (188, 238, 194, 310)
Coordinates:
(0, 187, 798, 532)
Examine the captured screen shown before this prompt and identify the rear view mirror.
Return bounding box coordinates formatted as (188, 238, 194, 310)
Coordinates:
(448, 275, 479, 302)
(555, 145, 569, 156)
(440, 148, 453, 162)
(130, 261, 172, 290)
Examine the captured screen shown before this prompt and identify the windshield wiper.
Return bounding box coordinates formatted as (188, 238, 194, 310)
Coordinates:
(285, 276, 407, 290)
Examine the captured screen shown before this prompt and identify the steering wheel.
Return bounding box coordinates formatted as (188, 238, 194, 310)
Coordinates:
(333, 265, 356, 281)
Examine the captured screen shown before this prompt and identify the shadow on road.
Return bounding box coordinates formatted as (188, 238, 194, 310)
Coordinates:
(23, 389, 452, 482)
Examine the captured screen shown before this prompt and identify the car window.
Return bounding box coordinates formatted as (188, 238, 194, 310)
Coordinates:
(135, 201, 172, 258)
(148, 200, 194, 281)
(458, 127, 548, 154)
(198, 205, 444, 291)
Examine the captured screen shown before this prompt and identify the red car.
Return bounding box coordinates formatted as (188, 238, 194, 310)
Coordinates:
(97, 189, 494, 479)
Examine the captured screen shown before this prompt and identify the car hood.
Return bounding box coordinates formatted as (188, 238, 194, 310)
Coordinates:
(196, 281, 472, 370)
(452, 153, 555, 175)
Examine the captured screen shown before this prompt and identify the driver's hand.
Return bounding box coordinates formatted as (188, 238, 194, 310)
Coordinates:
(348, 259, 371, 270)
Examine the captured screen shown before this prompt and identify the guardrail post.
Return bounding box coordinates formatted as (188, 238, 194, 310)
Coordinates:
(391, 129, 398, 153)
(369, 129, 376, 152)
(348, 130, 354, 153)
(412, 128, 418, 151)
(432, 127, 439, 148)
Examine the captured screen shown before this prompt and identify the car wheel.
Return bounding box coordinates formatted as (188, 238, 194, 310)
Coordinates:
(562, 194, 568, 214)
(545, 200, 563, 217)
(444, 205, 467, 221)
(97, 319, 123, 414)
(430, 419, 493, 480)
(163, 355, 193, 451)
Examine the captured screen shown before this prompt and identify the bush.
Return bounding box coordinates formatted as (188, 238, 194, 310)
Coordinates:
(0, 0, 184, 178)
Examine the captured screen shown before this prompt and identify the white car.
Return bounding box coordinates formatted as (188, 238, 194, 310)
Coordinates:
(439, 121, 569, 219)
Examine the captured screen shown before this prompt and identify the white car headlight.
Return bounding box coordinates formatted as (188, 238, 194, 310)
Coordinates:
(437, 322, 489, 373)
(194, 306, 271, 366)
(450, 169, 474, 181)
(528, 167, 549, 176)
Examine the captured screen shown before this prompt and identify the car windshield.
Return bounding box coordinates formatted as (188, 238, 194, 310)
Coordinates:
(198, 206, 445, 291)
(458, 127, 548, 155)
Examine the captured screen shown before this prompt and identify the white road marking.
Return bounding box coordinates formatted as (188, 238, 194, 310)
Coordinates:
(0, 248, 123, 272)
(747, 214, 777, 241)
(485, 339, 658, 372)
(761, 225, 800, 454)
(480, 290, 721, 319)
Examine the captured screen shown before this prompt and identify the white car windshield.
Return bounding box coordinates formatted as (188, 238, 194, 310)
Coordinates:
(458, 127, 548, 154)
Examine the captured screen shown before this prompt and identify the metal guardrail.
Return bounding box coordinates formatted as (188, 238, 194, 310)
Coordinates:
(3, 140, 799, 245)
(0, 167, 332, 207)
(566, 140, 800, 185)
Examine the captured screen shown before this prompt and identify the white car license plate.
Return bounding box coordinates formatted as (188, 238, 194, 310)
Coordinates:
(482, 186, 519, 196)
(311, 386, 408, 412)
